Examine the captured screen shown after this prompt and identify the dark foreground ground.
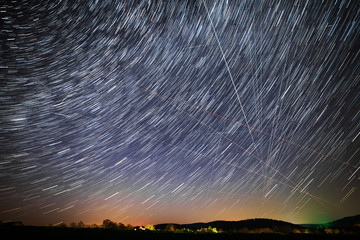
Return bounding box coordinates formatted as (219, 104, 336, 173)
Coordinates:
(1, 226, 360, 240)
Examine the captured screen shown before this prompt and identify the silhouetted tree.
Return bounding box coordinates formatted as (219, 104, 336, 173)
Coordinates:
(102, 219, 117, 229)
(78, 221, 85, 228)
(90, 224, 99, 228)
(70, 221, 85, 228)
(117, 222, 125, 230)
(126, 224, 134, 231)
(70, 222, 77, 228)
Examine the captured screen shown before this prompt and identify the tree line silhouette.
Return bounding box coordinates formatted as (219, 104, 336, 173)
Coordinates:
(1, 217, 360, 235)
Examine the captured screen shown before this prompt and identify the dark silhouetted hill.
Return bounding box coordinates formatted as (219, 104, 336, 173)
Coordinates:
(155, 218, 303, 233)
(328, 214, 360, 228)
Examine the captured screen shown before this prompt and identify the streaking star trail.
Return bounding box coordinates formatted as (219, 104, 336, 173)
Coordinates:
(1, 0, 360, 226)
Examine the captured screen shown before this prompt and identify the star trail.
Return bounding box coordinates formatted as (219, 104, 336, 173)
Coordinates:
(1, 0, 360, 226)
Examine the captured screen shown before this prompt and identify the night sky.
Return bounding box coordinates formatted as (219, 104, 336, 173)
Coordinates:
(1, 0, 360, 226)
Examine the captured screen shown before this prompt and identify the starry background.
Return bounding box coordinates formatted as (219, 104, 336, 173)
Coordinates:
(1, 0, 360, 226)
